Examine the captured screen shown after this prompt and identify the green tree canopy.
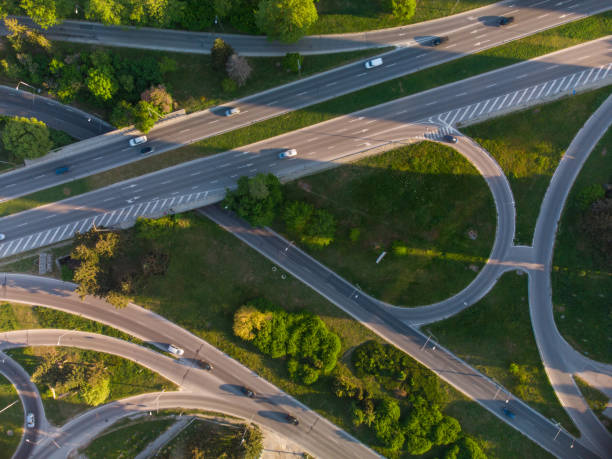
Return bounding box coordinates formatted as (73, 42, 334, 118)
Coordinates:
(224, 173, 283, 227)
(133, 100, 159, 133)
(86, 66, 118, 101)
(211, 37, 234, 72)
(255, 0, 318, 43)
(391, 0, 416, 21)
(19, 0, 61, 28)
(1, 116, 53, 160)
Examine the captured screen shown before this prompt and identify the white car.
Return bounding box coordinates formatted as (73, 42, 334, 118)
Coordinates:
(224, 107, 240, 116)
(129, 135, 147, 147)
(364, 57, 383, 69)
(278, 149, 297, 159)
(0, 233, 5, 241)
(167, 344, 184, 356)
(26, 413, 35, 428)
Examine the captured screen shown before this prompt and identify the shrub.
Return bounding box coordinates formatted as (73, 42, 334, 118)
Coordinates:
(221, 77, 238, 93)
(226, 54, 252, 87)
(282, 52, 302, 73)
(211, 37, 234, 72)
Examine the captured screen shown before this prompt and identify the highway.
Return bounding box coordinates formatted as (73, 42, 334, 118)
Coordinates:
(1, 1, 610, 203)
(0, 37, 610, 260)
(0, 309, 379, 459)
(4, 0, 607, 56)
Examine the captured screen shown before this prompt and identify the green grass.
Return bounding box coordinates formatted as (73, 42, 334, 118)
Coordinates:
(552, 127, 612, 362)
(274, 141, 495, 306)
(0, 374, 23, 459)
(311, 0, 496, 34)
(81, 417, 175, 459)
(429, 272, 579, 436)
(123, 212, 547, 458)
(6, 346, 176, 426)
(0, 12, 609, 219)
(464, 86, 612, 244)
(574, 376, 612, 434)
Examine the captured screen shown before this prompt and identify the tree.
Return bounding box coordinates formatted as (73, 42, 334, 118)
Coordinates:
(223, 173, 283, 227)
(19, 0, 61, 29)
(255, 0, 318, 43)
(141, 84, 174, 114)
(211, 37, 234, 72)
(213, 0, 234, 18)
(86, 67, 118, 101)
(303, 208, 336, 247)
(283, 52, 302, 73)
(4, 17, 51, 51)
(431, 416, 461, 446)
(233, 304, 272, 340)
(391, 0, 417, 21)
(283, 201, 314, 236)
(86, 0, 122, 25)
(1, 116, 53, 160)
(243, 425, 264, 459)
(110, 100, 135, 128)
(133, 100, 159, 134)
(444, 436, 487, 459)
(226, 53, 252, 87)
(81, 376, 111, 406)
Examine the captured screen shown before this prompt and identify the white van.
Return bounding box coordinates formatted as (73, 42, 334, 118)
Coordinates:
(364, 58, 383, 69)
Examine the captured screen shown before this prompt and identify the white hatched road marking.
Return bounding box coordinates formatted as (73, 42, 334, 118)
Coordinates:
(58, 224, 71, 241)
(38, 230, 52, 247)
(150, 201, 160, 213)
(498, 94, 510, 109)
(478, 100, 490, 116)
(488, 97, 500, 113)
(525, 85, 539, 103)
(112, 208, 126, 225)
(536, 83, 548, 99)
(563, 74, 576, 91)
(21, 235, 33, 251)
(602, 63, 612, 79)
(506, 91, 519, 108)
(545, 80, 556, 97)
(573, 70, 586, 88)
(469, 103, 481, 118)
(31, 232, 43, 249)
(582, 67, 595, 85)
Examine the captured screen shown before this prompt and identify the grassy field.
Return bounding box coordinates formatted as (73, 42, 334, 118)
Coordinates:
(121, 212, 547, 458)
(0, 375, 22, 459)
(574, 377, 611, 434)
(428, 272, 578, 436)
(6, 346, 176, 426)
(81, 417, 175, 459)
(464, 86, 612, 245)
(311, 0, 496, 34)
(552, 126, 612, 363)
(274, 141, 495, 306)
(0, 12, 609, 218)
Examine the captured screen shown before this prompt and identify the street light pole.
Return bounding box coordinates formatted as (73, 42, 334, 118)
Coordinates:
(156, 389, 165, 414)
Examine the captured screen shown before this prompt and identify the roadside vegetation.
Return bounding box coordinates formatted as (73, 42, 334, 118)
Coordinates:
(157, 418, 263, 459)
(552, 126, 612, 363)
(0, 375, 22, 458)
(57, 213, 548, 457)
(428, 272, 578, 436)
(80, 417, 175, 459)
(1, 0, 495, 41)
(6, 346, 176, 426)
(574, 377, 612, 434)
(464, 85, 612, 245)
(0, 11, 610, 217)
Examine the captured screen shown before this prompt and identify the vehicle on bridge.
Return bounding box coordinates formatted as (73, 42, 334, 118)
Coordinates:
(167, 344, 184, 356)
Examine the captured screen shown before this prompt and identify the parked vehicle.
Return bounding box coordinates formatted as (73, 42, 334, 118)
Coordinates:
(364, 57, 383, 69)
(129, 135, 147, 147)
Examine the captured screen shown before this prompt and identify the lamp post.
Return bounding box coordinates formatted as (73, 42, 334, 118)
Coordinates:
(16, 81, 39, 105)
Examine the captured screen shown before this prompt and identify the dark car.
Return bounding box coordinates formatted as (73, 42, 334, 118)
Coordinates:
(286, 415, 299, 425)
(198, 360, 213, 371)
(431, 36, 449, 46)
(241, 387, 255, 398)
(498, 16, 514, 26)
(55, 165, 70, 175)
(140, 146, 154, 155)
(502, 407, 515, 419)
(443, 134, 458, 143)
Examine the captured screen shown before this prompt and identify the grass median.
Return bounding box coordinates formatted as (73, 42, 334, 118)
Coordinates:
(552, 126, 612, 363)
(273, 141, 495, 307)
(575, 377, 612, 434)
(428, 272, 579, 436)
(0, 12, 609, 219)
(0, 375, 22, 458)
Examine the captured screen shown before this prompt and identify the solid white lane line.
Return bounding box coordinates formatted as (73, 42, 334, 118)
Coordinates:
(425, 101, 437, 106)
(455, 92, 468, 97)
(386, 62, 397, 67)
(34, 175, 46, 179)
(208, 120, 219, 124)
(190, 171, 201, 176)
(575, 55, 591, 61)
(516, 74, 528, 79)
(93, 156, 103, 160)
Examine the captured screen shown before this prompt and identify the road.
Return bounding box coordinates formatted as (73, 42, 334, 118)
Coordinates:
(1, 1, 610, 203)
(0, 351, 50, 459)
(4, 0, 607, 56)
(0, 86, 112, 140)
(0, 318, 379, 459)
(0, 37, 610, 260)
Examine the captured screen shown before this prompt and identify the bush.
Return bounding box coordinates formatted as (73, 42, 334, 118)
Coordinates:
(226, 54, 252, 87)
(391, 0, 416, 21)
(282, 53, 302, 73)
(224, 174, 283, 227)
(221, 77, 238, 93)
(1, 116, 53, 160)
(110, 100, 135, 128)
(211, 37, 234, 72)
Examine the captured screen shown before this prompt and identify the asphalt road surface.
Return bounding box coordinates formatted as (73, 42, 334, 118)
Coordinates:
(0, 290, 380, 459)
(1, 1, 610, 203)
(1, 38, 610, 260)
(4, 0, 608, 55)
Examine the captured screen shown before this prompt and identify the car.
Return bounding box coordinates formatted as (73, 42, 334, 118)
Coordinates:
(278, 149, 297, 159)
(286, 414, 299, 425)
(55, 165, 70, 175)
(167, 344, 184, 356)
(0, 233, 5, 241)
(431, 36, 449, 46)
(224, 107, 241, 116)
(140, 146, 154, 155)
(502, 407, 515, 419)
(498, 16, 514, 26)
(364, 57, 383, 69)
(129, 135, 147, 147)
(240, 387, 255, 398)
(198, 360, 213, 371)
(26, 413, 35, 428)
(443, 134, 458, 143)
